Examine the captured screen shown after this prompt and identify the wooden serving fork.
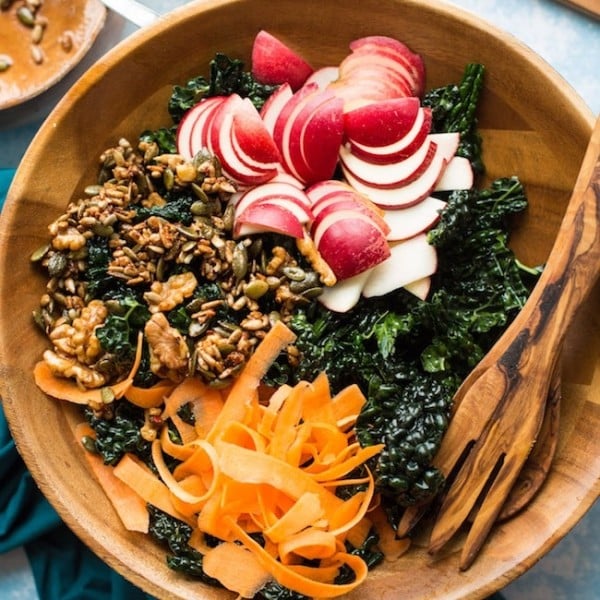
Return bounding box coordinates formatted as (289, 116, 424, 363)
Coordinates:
(426, 115, 600, 570)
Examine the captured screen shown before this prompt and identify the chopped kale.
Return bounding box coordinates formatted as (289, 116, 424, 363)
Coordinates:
(288, 176, 536, 506)
(85, 402, 151, 466)
(148, 506, 221, 585)
(134, 189, 197, 224)
(168, 53, 278, 124)
(423, 63, 485, 173)
(96, 296, 150, 361)
(138, 126, 178, 155)
(85, 236, 131, 300)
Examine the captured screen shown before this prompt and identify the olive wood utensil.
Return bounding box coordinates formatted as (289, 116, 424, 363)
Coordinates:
(396, 358, 561, 536)
(497, 362, 561, 521)
(426, 114, 600, 570)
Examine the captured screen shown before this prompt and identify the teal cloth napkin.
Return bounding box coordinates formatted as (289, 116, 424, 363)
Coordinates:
(0, 168, 152, 600)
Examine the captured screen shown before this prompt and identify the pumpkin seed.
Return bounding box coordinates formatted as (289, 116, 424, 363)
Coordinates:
(244, 278, 269, 300)
(163, 167, 175, 190)
(282, 265, 306, 281)
(101, 387, 115, 404)
(0, 54, 13, 72)
(81, 436, 98, 453)
(289, 271, 320, 293)
(30, 243, 50, 262)
(17, 5, 35, 27)
(232, 243, 248, 281)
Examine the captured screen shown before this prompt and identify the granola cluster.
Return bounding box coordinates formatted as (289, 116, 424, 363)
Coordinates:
(33, 138, 325, 394)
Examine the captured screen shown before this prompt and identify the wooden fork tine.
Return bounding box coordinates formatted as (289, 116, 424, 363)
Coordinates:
(428, 359, 549, 562)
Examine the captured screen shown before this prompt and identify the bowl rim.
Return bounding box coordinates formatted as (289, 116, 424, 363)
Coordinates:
(1, 0, 597, 599)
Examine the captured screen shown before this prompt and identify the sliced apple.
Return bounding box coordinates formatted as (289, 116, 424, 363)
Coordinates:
(313, 209, 390, 281)
(362, 234, 437, 298)
(317, 270, 372, 313)
(434, 156, 474, 191)
(304, 66, 340, 89)
(383, 196, 447, 241)
(231, 180, 312, 215)
(306, 179, 357, 205)
(210, 94, 279, 186)
(343, 97, 420, 148)
(234, 202, 306, 239)
(346, 106, 432, 164)
(348, 36, 426, 97)
(259, 82, 293, 136)
(310, 195, 390, 239)
(342, 142, 446, 208)
(251, 30, 314, 91)
(231, 97, 281, 168)
(339, 137, 437, 189)
(403, 276, 431, 301)
(176, 96, 226, 160)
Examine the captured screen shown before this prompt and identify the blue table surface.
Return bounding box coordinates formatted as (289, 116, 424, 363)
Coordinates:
(1, 1, 598, 599)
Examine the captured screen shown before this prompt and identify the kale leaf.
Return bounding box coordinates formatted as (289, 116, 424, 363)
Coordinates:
(148, 506, 221, 585)
(423, 63, 485, 174)
(85, 402, 151, 466)
(168, 53, 278, 124)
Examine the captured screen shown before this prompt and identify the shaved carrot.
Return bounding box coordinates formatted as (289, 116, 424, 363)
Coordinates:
(205, 320, 296, 442)
(369, 504, 412, 561)
(76, 321, 386, 597)
(112, 453, 193, 526)
(126, 379, 176, 408)
(202, 541, 271, 598)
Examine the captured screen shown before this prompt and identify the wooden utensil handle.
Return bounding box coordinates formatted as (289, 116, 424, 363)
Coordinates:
(499, 117, 600, 373)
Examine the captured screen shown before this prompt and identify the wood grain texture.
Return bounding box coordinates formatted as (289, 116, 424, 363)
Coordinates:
(0, 0, 597, 598)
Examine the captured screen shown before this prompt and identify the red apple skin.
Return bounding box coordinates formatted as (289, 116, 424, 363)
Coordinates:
(339, 137, 437, 190)
(251, 30, 314, 91)
(310, 196, 390, 238)
(176, 96, 226, 160)
(343, 97, 420, 148)
(210, 94, 278, 186)
(347, 107, 433, 164)
(259, 82, 293, 136)
(232, 97, 281, 166)
(338, 54, 415, 96)
(314, 210, 391, 281)
(348, 36, 426, 96)
(234, 202, 305, 239)
(299, 95, 345, 184)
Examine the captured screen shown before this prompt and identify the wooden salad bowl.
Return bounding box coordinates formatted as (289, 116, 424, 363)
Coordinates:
(0, 0, 597, 598)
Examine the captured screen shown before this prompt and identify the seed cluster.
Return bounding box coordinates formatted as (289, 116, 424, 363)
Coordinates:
(33, 138, 325, 395)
